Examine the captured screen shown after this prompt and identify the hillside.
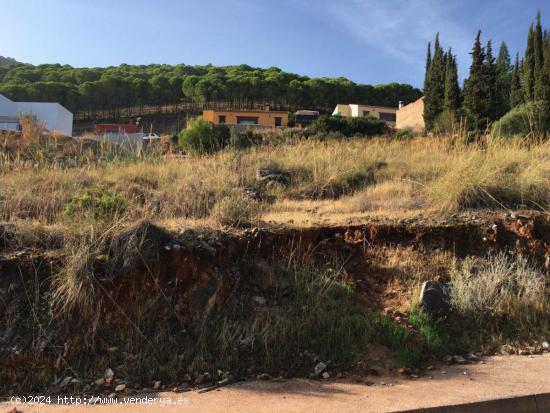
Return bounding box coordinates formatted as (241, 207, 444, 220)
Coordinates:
(0, 62, 422, 116)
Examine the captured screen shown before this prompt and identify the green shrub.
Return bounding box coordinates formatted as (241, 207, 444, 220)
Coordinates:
(492, 101, 548, 138)
(229, 128, 263, 150)
(179, 118, 230, 155)
(308, 116, 387, 137)
(393, 127, 414, 140)
(64, 186, 127, 220)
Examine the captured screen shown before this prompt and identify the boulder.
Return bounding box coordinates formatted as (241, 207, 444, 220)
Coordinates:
(419, 281, 449, 319)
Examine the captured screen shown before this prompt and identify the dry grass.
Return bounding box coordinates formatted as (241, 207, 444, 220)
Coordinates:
(449, 253, 546, 323)
(0, 135, 548, 235)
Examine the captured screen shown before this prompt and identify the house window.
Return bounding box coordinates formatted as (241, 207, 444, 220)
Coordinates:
(218, 115, 226, 124)
(274, 117, 282, 127)
(236, 116, 259, 125)
(379, 112, 396, 122)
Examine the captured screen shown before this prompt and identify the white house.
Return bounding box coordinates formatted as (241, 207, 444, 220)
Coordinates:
(0, 93, 73, 137)
(332, 104, 398, 127)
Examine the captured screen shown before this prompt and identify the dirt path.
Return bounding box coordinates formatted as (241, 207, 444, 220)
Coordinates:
(3, 355, 550, 413)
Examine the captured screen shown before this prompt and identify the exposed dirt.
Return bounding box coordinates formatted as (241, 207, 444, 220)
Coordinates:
(1, 212, 549, 394)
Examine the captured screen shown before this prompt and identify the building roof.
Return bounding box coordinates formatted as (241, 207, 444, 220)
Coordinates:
(335, 103, 398, 111)
(203, 109, 288, 114)
(295, 110, 320, 116)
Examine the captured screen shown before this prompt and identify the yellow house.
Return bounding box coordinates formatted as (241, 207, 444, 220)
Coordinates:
(396, 97, 425, 131)
(203, 107, 289, 127)
(332, 104, 398, 127)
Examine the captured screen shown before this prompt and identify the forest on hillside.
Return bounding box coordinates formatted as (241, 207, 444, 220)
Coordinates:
(0, 63, 422, 116)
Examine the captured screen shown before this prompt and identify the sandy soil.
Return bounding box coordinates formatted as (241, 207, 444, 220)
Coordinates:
(3, 354, 550, 413)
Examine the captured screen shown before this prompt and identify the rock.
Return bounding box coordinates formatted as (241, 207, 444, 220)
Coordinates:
(256, 168, 290, 185)
(543, 341, 550, 350)
(104, 368, 115, 384)
(258, 373, 271, 380)
(58, 376, 73, 388)
(108, 393, 117, 398)
(153, 380, 161, 390)
(314, 362, 327, 376)
(419, 281, 449, 319)
(322, 372, 330, 379)
(115, 384, 126, 392)
(252, 296, 267, 306)
(452, 355, 468, 364)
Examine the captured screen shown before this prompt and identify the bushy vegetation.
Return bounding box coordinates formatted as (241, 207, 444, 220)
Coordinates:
(307, 115, 387, 137)
(178, 118, 230, 155)
(64, 186, 127, 221)
(492, 101, 548, 138)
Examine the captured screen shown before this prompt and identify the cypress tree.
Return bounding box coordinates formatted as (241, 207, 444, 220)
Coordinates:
(484, 40, 498, 121)
(423, 42, 432, 92)
(423, 35, 446, 130)
(509, 53, 524, 108)
(534, 11, 546, 101)
(541, 38, 550, 115)
(495, 42, 512, 117)
(463, 31, 489, 132)
(444, 48, 461, 114)
(524, 24, 536, 101)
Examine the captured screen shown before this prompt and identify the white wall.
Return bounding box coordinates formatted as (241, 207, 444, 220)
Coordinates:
(16, 102, 73, 137)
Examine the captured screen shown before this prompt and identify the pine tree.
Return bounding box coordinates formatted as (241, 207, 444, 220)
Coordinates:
(495, 42, 512, 117)
(443, 48, 461, 114)
(509, 53, 524, 108)
(423, 34, 446, 130)
(463, 31, 489, 132)
(524, 24, 536, 101)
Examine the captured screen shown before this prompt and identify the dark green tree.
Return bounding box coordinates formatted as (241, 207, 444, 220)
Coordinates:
(509, 54, 524, 108)
(534, 11, 546, 101)
(443, 48, 461, 114)
(423, 34, 446, 130)
(495, 42, 512, 117)
(524, 24, 536, 101)
(484, 40, 498, 121)
(463, 31, 490, 132)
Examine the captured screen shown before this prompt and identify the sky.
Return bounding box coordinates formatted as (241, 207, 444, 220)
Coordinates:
(2, 0, 548, 87)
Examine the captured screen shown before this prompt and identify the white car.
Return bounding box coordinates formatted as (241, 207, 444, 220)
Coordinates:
(143, 133, 160, 140)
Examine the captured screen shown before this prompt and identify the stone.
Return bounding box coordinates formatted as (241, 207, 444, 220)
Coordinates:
(452, 355, 468, 364)
(115, 384, 126, 392)
(252, 296, 267, 306)
(153, 380, 161, 390)
(419, 281, 449, 319)
(103, 369, 114, 385)
(256, 168, 290, 185)
(322, 372, 330, 379)
(543, 341, 550, 350)
(314, 362, 327, 376)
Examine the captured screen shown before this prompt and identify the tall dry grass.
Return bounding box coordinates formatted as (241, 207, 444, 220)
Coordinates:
(1, 136, 548, 235)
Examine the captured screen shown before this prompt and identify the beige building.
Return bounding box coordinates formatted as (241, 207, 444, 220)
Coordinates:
(396, 97, 425, 132)
(332, 104, 397, 127)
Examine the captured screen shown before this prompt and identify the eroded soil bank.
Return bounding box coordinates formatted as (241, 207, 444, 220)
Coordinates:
(1, 212, 549, 395)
